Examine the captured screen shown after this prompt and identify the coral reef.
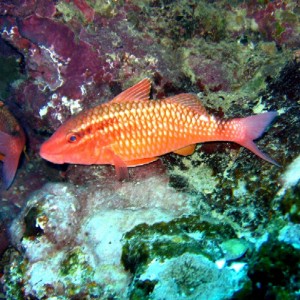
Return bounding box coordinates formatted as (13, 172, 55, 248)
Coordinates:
(134, 253, 249, 300)
(5, 177, 196, 299)
(0, 0, 299, 299)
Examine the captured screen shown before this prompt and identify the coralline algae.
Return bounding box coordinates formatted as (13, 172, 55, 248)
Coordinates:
(5, 177, 196, 299)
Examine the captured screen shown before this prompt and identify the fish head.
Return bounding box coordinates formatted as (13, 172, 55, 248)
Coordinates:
(40, 115, 101, 165)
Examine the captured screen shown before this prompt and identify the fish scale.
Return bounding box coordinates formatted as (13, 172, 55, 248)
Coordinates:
(63, 99, 237, 161)
(40, 78, 279, 180)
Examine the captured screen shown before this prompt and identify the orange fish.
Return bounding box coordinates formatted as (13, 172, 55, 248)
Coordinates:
(0, 101, 26, 188)
(40, 79, 278, 179)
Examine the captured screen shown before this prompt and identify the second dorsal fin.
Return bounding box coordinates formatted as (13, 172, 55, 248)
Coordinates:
(166, 94, 208, 115)
(111, 78, 151, 103)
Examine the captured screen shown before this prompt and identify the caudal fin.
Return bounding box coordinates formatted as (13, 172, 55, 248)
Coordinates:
(237, 111, 280, 166)
(0, 131, 20, 189)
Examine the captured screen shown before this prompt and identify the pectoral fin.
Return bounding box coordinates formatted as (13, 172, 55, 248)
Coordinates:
(113, 156, 159, 180)
(173, 144, 196, 156)
(112, 155, 129, 181)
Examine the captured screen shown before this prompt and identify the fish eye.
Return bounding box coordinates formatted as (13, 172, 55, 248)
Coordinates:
(69, 135, 77, 142)
(67, 132, 79, 143)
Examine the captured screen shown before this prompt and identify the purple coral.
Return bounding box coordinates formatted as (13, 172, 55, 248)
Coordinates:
(245, 0, 299, 47)
(18, 15, 110, 98)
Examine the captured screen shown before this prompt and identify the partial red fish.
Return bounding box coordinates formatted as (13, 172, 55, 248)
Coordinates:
(40, 79, 279, 179)
(0, 101, 26, 188)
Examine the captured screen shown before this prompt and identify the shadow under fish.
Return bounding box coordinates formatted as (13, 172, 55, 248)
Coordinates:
(0, 101, 25, 189)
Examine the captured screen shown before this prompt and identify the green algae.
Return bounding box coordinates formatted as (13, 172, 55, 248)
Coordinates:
(56, 2, 80, 22)
(220, 238, 250, 261)
(59, 248, 101, 297)
(124, 215, 236, 240)
(248, 237, 300, 298)
(3, 254, 27, 300)
(122, 215, 236, 273)
(131, 0, 227, 44)
(130, 279, 158, 300)
(122, 220, 300, 299)
(280, 183, 300, 223)
(4, 248, 102, 299)
(56, 0, 121, 22)
(87, 0, 121, 18)
(60, 247, 91, 277)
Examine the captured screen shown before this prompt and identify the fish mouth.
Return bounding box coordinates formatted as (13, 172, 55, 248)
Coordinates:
(39, 142, 64, 164)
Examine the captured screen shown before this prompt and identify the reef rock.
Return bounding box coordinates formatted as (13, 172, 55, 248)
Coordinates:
(5, 176, 196, 299)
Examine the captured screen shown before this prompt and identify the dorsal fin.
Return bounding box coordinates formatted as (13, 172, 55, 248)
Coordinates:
(165, 94, 208, 115)
(111, 78, 151, 103)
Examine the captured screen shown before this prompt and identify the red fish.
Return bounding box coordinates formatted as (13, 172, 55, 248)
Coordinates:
(0, 101, 26, 188)
(40, 79, 278, 179)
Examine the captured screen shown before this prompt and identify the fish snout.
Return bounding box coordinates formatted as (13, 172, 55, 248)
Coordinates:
(40, 140, 64, 164)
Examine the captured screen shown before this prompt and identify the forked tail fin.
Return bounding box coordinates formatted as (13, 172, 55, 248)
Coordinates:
(237, 111, 280, 166)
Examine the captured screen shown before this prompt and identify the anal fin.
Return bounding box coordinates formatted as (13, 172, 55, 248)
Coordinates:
(173, 144, 196, 156)
(125, 157, 158, 167)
